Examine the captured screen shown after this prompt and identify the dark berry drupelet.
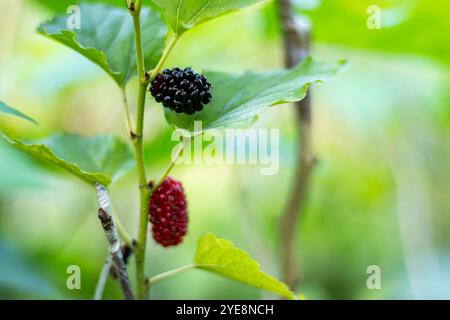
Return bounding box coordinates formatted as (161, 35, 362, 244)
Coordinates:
(149, 177, 188, 247)
(149, 67, 212, 115)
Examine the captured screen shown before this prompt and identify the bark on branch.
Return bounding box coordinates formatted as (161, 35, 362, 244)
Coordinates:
(94, 256, 113, 300)
(95, 183, 135, 300)
(277, 0, 314, 290)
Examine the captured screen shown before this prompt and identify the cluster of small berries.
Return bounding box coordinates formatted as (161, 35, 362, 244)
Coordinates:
(150, 67, 212, 115)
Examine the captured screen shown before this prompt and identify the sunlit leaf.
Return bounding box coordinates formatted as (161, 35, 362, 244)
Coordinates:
(0, 101, 37, 124)
(2, 133, 134, 186)
(152, 0, 266, 34)
(194, 233, 295, 299)
(38, 3, 167, 86)
(165, 58, 346, 130)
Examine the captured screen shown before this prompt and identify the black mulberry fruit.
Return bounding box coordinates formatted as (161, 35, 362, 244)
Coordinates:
(150, 67, 212, 115)
(149, 177, 188, 247)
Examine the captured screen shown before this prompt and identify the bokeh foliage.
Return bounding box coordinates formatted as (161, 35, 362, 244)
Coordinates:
(0, 0, 449, 299)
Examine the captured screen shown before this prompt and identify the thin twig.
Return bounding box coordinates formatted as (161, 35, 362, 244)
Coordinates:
(151, 137, 191, 191)
(277, 0, 313, 290)
(96, 183, 135, 300)
(148, 264, 195, 286)
(119, 86, 136, 138)
(94, 256, 113, 300)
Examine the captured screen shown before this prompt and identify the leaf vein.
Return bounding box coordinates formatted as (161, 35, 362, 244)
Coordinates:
(175, 0, 184, 33)
(186, 0, 216, 27)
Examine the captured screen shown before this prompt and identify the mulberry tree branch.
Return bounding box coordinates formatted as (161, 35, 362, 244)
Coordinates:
(96, 183, 135, 300)
(130, 1, 150, 300)
(277, 0, 314, 290)
(130, 3, 181, 298)
(94, 256, 113, 300)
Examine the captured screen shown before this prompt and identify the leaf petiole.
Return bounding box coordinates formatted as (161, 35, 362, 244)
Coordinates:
(148, 264, 196, 286)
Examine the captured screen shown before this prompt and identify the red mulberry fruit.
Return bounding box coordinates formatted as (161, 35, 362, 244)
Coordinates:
(149, 177, 188, 247)
(150, 67, 212, 115)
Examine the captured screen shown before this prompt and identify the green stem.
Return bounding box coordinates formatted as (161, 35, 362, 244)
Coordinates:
(149, 264, 196, 286)
(146, 34, 179, 84)
(133, 83, 149, 300)
(131, 5, 180, 300)
(152, 137, 190, 191)
(136, 115, 187, 298)
(133, 11, 145, 78)
(134, 0, 142, 11)
(132, 4, 149, 300)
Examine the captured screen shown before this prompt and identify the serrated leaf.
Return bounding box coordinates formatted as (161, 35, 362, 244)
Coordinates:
(194, 233, 295, 299)
(2, 133, 134, 187)
(38, 3, 167, 86)
(152, 0, 265, 34)
(165, 58, 346, 131)
(0, 101, 38, 124)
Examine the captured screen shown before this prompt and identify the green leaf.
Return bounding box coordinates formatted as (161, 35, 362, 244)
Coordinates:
(194, 233, 295, 299)
(165, 58, 346, 131)
(152, 0, 266, 34)
(38, 3, 167, 86)
(2, 133, 134, 187)
(0, 101, 38, 124)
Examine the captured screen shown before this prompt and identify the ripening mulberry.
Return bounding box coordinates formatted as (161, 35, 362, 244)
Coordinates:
(149, 177, 188, 247)
(149, 67, 212, 115)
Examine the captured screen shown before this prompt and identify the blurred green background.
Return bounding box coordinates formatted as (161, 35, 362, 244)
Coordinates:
(0, 0, 449, 299)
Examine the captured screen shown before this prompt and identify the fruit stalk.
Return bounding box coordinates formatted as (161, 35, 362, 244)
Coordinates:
(148, 35, 179, 82)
